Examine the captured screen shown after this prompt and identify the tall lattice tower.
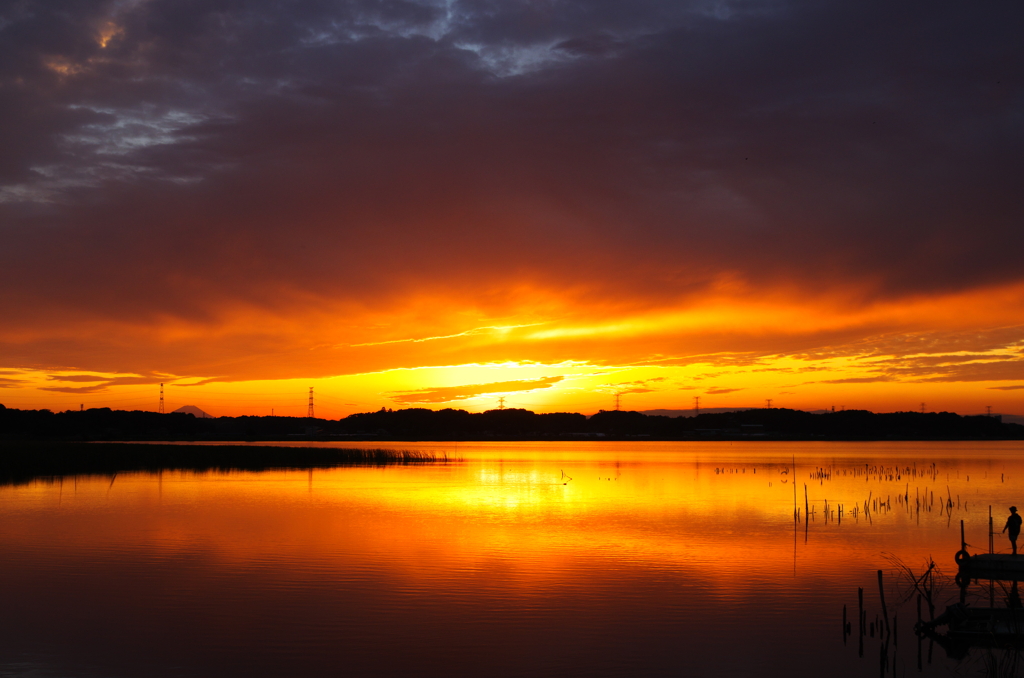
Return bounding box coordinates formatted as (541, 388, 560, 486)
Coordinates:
(158, 383, 165, 414)
(308, 387, 315, 419)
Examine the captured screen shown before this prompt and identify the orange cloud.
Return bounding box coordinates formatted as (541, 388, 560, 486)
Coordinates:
(389, 376, 565, 404)
(46, 374, 111, 382)
(39, 385, 113, 394)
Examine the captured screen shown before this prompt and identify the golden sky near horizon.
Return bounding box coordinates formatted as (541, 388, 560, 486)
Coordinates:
(1, 1, 1022, 417)
(4, 281, 1024, 417)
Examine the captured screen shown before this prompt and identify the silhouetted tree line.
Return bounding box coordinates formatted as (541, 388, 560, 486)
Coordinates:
(1, 403, 1021, 441)
(0, 443, 446, 485)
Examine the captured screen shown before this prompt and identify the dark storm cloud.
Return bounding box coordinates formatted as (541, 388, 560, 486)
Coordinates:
(0, 0, 1022, 374)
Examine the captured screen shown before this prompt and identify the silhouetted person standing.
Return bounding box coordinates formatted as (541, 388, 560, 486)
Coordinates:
(1004, 506, 1022, 555)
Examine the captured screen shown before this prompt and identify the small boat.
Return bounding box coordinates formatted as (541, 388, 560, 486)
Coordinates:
(956, 551, 1024, 581)
(955, 520, 1024, 581)
(913, 521, 1024, 659)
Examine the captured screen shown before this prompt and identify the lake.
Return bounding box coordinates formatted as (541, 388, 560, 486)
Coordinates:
(1, 441, 1022, 677)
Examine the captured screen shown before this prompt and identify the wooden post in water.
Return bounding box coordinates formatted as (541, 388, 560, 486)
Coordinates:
(990, 506, 994, 554)
(960, 519, 966, 551)
(878, 569, 891, 637)
(917, 631, 923, 672)
(792, 455, 797, 523)
(805, 484, 810, 522)
(859, 586, 865, 634)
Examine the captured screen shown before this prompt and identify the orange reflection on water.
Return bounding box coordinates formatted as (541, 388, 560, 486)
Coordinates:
(4, 442, 1021, 589)
(4, 441, 1024, 677)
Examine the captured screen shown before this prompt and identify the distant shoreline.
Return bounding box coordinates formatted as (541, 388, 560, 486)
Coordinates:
(3, 405, 1022, 448)
(0, 441, 451, 486)
(3, 435, 1021, 485)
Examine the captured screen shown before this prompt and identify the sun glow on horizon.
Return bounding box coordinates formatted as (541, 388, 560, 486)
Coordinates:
(3, 342, 1022, 418)
(1, 278, 1023, 418)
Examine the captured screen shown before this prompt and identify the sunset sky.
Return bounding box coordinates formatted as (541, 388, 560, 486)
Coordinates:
(1, 0, 1022, 418)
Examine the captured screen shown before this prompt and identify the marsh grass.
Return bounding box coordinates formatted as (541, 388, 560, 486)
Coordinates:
(0, 441, 454, 486)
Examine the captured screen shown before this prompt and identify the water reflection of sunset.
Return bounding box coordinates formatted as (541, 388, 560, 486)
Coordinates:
(6, 442, 1021, 588)
(5, 442, 1024, 675)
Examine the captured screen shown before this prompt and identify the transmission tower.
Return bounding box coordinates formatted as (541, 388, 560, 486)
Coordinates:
(614, 394, 621, 411)
(498, 397, 505, 410)
(987, 405, 993, 417)
(920, 402, 926, 414)
(308, 387, 315, 419)
(694, 396, 700, 415)
(765, 398, 773, 409)
(158, 383, 165, 414)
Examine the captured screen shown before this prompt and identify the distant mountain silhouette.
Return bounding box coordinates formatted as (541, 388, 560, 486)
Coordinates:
(173, 405, 212, 418)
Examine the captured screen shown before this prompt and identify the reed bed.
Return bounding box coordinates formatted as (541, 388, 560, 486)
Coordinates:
(0, 441, 455, 486)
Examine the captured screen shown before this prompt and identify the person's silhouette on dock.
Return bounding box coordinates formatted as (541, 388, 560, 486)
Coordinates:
(1003, 506, 1022, 555)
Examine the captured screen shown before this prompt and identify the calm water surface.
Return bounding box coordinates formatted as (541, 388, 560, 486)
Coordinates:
(2, 441, 1023, 677)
